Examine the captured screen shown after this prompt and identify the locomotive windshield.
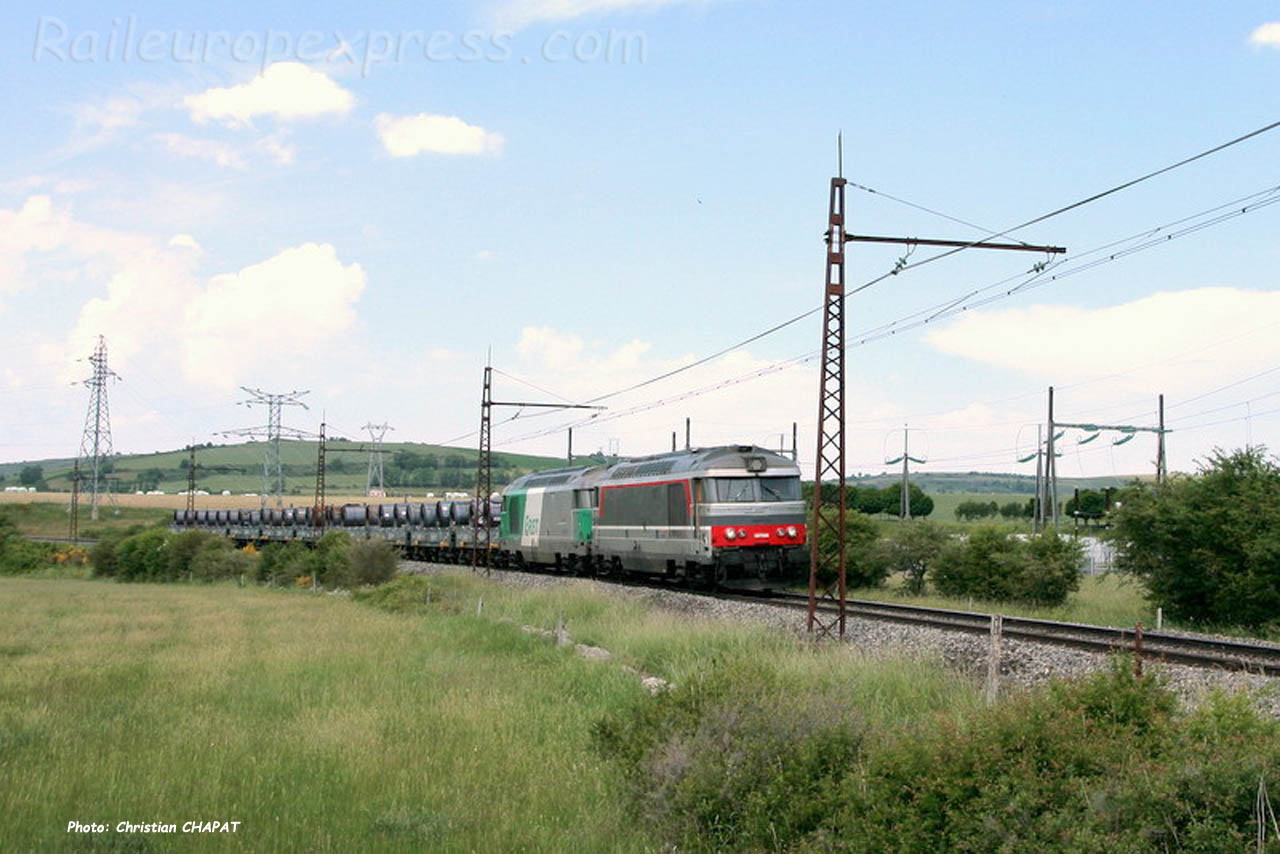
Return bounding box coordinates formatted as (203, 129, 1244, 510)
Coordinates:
(709, 476, 801, 502)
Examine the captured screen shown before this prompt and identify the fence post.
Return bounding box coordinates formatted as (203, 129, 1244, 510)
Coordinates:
(985, 614, 1003, 706)
(1133, 621, 1144, 678)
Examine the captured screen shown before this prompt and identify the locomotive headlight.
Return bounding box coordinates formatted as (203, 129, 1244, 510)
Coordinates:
(725, 528, 737, 540)
(787, 526, 798, 537)
(777, 527, 786, 537)
(737, 528, 747, 539)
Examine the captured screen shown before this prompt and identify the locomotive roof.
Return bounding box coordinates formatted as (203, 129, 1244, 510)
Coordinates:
(504, 445, 798, 493)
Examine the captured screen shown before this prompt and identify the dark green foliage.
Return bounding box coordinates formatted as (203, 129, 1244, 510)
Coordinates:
(257, 541, 309, 584)
(189, 542, 256, 582)
(954, 499, 1000, 521)
(876, 521, 949, 594)
(1065, 488, 1108, 519)
(0, 514, 55, 574)
(112, 529, 174, 582)
(1111, 447, 1280, 628)
(1000, 500, 1031, 519)
(599, 656, 1280, 852)
(1017, 530, 1085, 605)
(18, 465, 43, 486)
(931, 528, 1082, 605)
(806, 482, 935, 518)
(167, 530, 219, 579)
(324, 539, 398, 588)
(931, 526, 1020, 599)
(880, 483, 934, 518)
(815, 511, 886, 589)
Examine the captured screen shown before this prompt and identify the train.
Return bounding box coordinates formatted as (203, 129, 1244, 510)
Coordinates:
(172, 444, 808, 586)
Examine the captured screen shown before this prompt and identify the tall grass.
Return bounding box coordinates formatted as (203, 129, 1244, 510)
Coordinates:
(0, 575, 977, 852)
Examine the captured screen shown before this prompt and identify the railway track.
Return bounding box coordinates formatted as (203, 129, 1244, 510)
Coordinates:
(22, 535, 99, 546)
(717, 588, 1280, 678)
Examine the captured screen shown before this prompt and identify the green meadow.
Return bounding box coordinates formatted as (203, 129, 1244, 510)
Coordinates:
(0, 574, 978, 852)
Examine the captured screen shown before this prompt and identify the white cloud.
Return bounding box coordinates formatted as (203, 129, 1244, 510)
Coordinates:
(184, 63, 354, 126)
(493, 0, 726, 29)
(168, 234, 201, 251)
(181, 243, 366, 386)
(1249, 22, 1280, 48)
(155, 132, 247, 169)
(73, 96, 143, 132)
(924, 288, 1280, 398)
(0, 195, 152, 294)
(375, 113, 505, 157)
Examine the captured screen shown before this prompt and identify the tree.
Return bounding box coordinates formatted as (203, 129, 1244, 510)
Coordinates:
(19, 465, 43, 486)
(877, 521, 949, 594)
(814, 512, 886, 589)
(999, 501, 1024, 519)
(1064, 489, 1107, 520)
(1110, 447, 1280, 628)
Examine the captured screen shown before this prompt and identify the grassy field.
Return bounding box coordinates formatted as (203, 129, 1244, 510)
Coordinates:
(856, 571, 1155, 628)
(0, 574, 979, 852)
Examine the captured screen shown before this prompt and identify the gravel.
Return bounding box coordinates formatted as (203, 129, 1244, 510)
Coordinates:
(399, 560, 1280, 717)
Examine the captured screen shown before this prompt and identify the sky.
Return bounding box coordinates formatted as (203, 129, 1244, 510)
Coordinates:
(1, 0, 1279, 481)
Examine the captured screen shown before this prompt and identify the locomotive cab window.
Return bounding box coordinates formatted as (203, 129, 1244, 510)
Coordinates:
(710, 476, 801, 502)
(711, 478, 756, 502)
(759, 476, 801, 502)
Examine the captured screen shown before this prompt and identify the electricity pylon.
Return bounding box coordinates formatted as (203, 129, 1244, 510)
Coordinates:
(76, 335, 121, 521)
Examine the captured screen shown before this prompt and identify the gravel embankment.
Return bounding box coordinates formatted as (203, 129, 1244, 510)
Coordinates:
(400, 560, 1280, 716)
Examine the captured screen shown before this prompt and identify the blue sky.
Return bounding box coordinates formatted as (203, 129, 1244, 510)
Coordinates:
(2, 0, 1279, 481)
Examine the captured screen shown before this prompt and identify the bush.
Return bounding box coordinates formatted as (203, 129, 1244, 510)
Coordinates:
(167, 530, 220, 579)
(112, 529, 174, 582)
(0, 538, 55, 575)
(1111, 447, 1280, 627)
(931, 526, 1019, 600)
(931, 528, 1082, 606)
(258, 541, 309, 585)
(324, 538, 397, 588)
(815, 512, 886, 589)
(89, 526, 148, 578)
(190, 543, 256, 582)
(593, 661, 866, 851)
(875, 521, 949, 594)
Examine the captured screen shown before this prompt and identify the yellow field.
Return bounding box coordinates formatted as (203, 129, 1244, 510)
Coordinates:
(0, 491, 382, 510)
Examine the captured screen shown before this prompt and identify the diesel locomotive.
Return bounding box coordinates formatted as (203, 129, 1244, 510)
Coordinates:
(174, 444, 807, 586)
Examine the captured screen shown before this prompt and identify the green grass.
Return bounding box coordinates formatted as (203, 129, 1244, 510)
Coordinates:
(0, 574, 978, 852)
(856, 571, 1160, 629)
(0, 503, 169, 539)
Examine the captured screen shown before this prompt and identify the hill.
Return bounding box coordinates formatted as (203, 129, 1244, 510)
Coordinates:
(849, 471, 1145, 495)
(0, 441, 574, 498)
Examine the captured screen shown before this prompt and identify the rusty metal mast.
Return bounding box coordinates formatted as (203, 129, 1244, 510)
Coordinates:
(807, 153, 1065, 638)
(472, 362, 605, 575)
(806, 175, 851, 639)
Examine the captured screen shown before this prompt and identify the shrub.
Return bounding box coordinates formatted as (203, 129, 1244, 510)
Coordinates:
(815, 512, 886, 589)
(190, 544, 256, 582)
(323, 538, 397, 588)
(875, 521, 948, 594)
(167, 530, 220, 579)
(930, 528, 1082, 606)
(0, 538, 55, 575)
(1015, 531, 1084, 605)
(593, 661, 865, 851)
(347, 539, 399, 586)
(258, 541, 309, 585)
(112, 529, 174, 582)
(1111, 447, 1280, 627)
(930, 526, 1020, 600)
